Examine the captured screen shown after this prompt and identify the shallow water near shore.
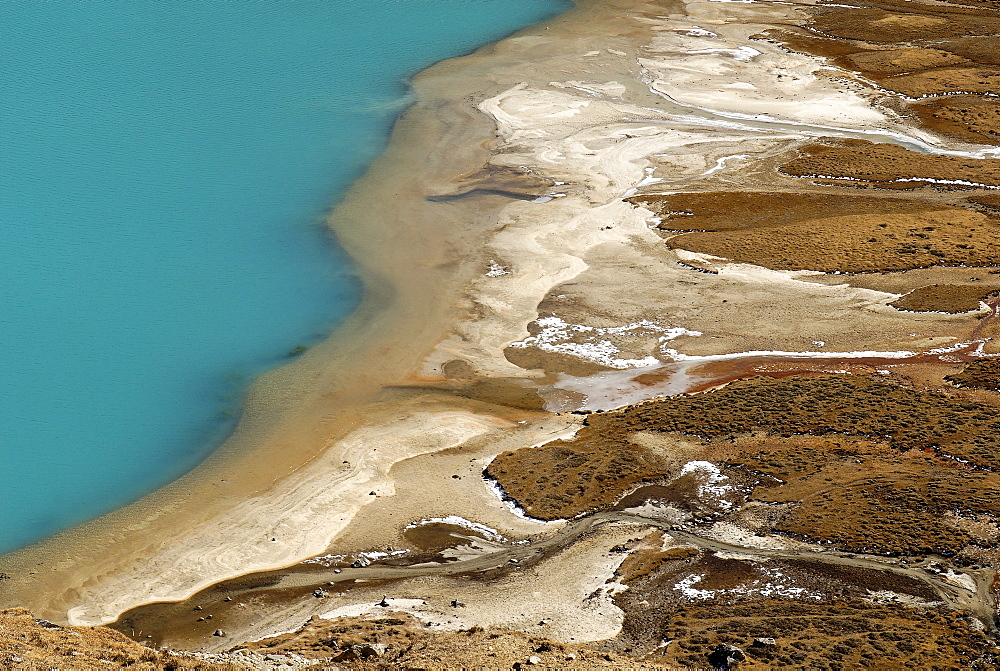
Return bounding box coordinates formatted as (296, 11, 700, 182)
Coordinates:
(0, 0, 570, 555)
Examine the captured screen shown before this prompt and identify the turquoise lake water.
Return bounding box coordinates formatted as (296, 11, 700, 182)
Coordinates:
(0, 0, 570, 554)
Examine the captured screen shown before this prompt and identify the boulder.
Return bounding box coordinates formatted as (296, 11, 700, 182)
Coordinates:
(708, 643, 745, 669)
(750, 637, 777, 648)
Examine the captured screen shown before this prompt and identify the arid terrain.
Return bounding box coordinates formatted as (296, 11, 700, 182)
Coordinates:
(6, 0, 1000, 668)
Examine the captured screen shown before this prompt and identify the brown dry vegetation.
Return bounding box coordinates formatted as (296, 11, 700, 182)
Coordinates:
(489, 374, 1000, 555)
(635, 599, 996, 669)
(627, 191, 934, 232)
(912, 95, 1000, 144)
(631, 187, 1000, 272)
(808, 4, 997, 45)
(0, 608, 221, 670)
(889, 283, 997, 312)
(968, 193, 1000, 211)
(671, 206, 1000, 272)
(237, 614, 659, 669)
(781, 141, 1000, 188)
(487, 439, 668, 520)
(580, 375, 1000, 470)
(947, 357, 1000, 390)
(769, 0, 1000, 144)
(726, 435, 1000, 555)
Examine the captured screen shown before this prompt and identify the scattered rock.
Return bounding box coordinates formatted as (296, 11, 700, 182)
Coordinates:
(332, 643, 388, 661)
(213, 629, 226, 637)
(527, 654, 542, 664)
(750, 637, 777, 649)
(312, 589, 327, 598)
(351, 556, 371, 569)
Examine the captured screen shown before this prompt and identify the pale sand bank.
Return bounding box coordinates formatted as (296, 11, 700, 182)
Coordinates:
(1, 0, 996, 644)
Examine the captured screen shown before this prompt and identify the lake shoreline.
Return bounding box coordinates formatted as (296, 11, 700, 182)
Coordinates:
(6, 0, 1000, 653)
(0, 0, 588, 625)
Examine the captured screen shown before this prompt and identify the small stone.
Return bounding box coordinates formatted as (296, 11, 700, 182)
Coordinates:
(527, 655, 542, 665)
(213, 629, 226, 637)
(223, 596, 232, 602)
(313, 589, 327, 598)
(193, 606, 203, 611)
(751, 637, 777, 648)
(378, 596, 389, 607)
(333, 569, 342, 574)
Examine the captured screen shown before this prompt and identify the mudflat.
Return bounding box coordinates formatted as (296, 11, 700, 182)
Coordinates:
(5, 0, 1000, 668)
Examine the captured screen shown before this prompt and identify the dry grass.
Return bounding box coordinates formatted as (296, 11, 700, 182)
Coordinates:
(780, 142, 1000, 188)
(646, 600, 996, 669)
(0, 608, 221, 670)
(889, 283, 997, 312)
(946, 358, 1000, 390)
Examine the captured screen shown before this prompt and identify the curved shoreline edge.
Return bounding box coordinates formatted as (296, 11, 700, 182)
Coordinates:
(0, 2, 582, 624)
(4, 0, 1000, 656)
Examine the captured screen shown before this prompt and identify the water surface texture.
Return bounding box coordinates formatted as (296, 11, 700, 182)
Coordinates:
(0, 0, 569, 554)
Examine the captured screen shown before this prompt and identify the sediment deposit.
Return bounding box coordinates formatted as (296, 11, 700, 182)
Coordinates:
(6, 0, 1000, 667)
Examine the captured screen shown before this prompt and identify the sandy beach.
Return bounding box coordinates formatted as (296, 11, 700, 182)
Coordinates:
(5, 0, 1000, 665)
